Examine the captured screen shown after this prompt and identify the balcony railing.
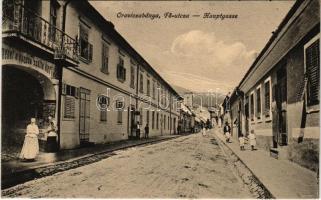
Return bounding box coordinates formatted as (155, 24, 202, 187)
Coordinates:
(2, 2, 79, 63)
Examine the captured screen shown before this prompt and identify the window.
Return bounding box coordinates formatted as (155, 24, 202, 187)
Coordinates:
(152, 81, 156, 99)
(62, 84, 78, 119)
(98, 95, 109, 121)
(130, 65, 135, 88)
(116, 100, 124, 124)
(250, 92, 254, 121)
(152, 111, 155, 129)
(264, 78, 272, 118)
(156, 113, 159, 129)
(157, 84, 160, 105)
(101, 43, 109, 74)
(305, 36, 320, 107)
(117, 57, 126, 81)
(164, 115, 166, 129)
(256, 86, 261, 120)
(168, 116, 170, 130)
(139, 73, 144, 93)
(147, 79, 150, 96)
(117, 110, 122, 124)
(79, 24, 93, 62)
(49, 0, 57, 42)
(140, 108, 143, 125)
(146, 110, 150, 125)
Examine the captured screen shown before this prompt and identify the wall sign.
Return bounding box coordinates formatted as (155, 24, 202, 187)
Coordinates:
(2, 45, 56, 79)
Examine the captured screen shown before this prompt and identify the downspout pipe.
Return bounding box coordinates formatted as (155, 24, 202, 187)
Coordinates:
(56, 0, 73, 150)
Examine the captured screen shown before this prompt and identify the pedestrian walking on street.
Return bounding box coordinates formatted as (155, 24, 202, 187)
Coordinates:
(249, 130, 257, 151)
(144, 123, 149, 139)
(19, 118, 40, 161)
(239, 133, 245, 151)
(223, 121, 231, 143)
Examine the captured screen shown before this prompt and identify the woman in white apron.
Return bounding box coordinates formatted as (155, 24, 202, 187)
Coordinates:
(20, 118, 39, 161)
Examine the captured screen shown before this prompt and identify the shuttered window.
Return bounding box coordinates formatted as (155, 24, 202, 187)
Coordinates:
(156, 113, 159, 129)
(264, 79, 271, 117)
(152, 111, 155, 129)
(140, 108, 143, 125)
(147, 79, 150, 96)
(117, 57, 126, 82)
(79, 24, 93, 62)
(64, 96, 75, 118)
(305, 39, 320, 106)
(152, 81, 156, 99)
(256, 87, 261, 120)
(146, 110, 150, 125)
(130, 65, 135, 88)
(62, 83, 78, 119)
(101, 43, 109, 74)
(250, 93, 254, 121)
(116, 100, 124, 124)
(98, 95, 109, 121)
(139, 73, 144, 93)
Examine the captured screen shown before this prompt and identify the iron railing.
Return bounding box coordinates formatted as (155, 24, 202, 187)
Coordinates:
(2, 1, 79, 63)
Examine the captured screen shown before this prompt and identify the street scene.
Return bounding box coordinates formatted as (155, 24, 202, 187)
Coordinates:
(3, 132, 253, 198)
(1, 0, 320, 198)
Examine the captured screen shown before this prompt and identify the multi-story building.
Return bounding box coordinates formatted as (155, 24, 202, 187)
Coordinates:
(226, 0, 319, 171)
(2, 0, 182, 153)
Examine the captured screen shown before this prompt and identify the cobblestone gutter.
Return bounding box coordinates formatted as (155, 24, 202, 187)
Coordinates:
(214, 135, 274, 199)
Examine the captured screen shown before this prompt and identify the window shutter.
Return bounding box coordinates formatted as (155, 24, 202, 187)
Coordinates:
(88, 43, 93, 62)
(101, 43, 106, 71)
(64, 96, 75, 118)
(306, 39, 320, 106)
(123, 67, 126, 81)
(117, 65, 120, 79)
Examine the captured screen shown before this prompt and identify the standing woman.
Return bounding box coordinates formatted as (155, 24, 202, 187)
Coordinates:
(20, 118, 40, 161)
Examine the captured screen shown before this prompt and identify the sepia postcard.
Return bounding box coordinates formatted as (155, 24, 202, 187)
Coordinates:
(1, 0, 320, 198)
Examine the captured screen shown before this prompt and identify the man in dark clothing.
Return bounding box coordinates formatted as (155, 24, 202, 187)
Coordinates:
(145, 123, 149, 139)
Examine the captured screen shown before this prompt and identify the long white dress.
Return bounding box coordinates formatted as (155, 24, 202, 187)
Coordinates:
(19, 123, 39, 160)
(249, 133, 256, 146)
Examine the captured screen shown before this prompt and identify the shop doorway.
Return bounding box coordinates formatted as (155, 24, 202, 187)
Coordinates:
(79, 88, 91, 145)
(2, 66, 56, 158)
(275, 67, 288, 146)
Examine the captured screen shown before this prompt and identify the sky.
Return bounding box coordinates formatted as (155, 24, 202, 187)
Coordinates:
(90, 1, 295, 94)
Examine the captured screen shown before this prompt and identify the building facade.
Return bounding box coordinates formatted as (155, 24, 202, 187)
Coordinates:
(2, 0, 182, 153)
(228, 0, 319, 171)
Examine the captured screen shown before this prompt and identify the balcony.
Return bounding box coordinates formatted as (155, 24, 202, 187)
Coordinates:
(2, 2, 79, 66)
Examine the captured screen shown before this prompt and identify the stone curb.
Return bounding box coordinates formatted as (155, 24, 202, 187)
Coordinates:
(2, 136, 180, 192)
(213, 133, 275, 199)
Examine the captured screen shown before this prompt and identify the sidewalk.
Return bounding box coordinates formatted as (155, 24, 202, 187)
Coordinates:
(2, 135, 179, 189)
(213, 129, 319, 198)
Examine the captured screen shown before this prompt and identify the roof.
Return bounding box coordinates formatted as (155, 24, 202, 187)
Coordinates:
(238, 0, 303, 88)
(76, 0, 183, 100)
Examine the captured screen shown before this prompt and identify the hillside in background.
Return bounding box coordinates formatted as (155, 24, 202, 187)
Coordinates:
(172, 85, 225, 109)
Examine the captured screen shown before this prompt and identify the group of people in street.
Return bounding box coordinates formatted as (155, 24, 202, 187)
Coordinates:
(223, 121, 257, 151)
(19, 116, 58, 162)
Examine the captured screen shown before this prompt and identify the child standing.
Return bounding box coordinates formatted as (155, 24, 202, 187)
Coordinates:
(249, 130, 257, 151)
(239, 134, 245, 151)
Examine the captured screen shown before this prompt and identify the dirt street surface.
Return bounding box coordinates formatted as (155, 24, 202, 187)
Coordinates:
(3, 131, 253, 198)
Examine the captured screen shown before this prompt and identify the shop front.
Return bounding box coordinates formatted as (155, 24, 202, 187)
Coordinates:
(2, 44, 59, 159)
